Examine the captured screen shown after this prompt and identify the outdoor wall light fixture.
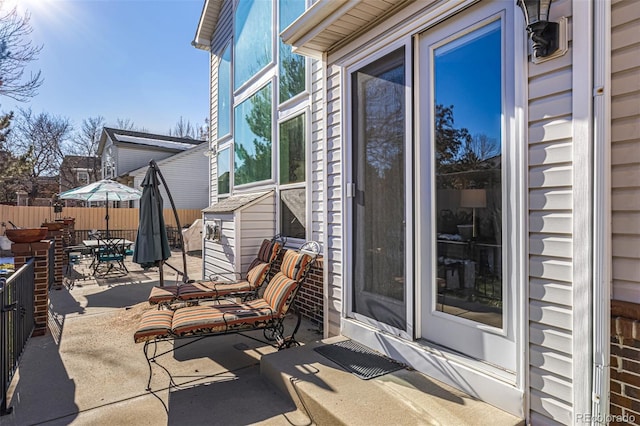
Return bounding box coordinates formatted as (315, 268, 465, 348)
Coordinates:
(516, 0, 559, 59)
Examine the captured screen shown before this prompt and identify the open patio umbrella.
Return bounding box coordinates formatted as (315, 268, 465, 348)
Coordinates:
(59, 179, 142, 237)
(133, 160, 189, 287)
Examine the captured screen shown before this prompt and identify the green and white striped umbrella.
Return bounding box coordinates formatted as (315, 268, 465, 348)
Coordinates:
(59, 179, 142, 202)
(59, 179, 142, 236)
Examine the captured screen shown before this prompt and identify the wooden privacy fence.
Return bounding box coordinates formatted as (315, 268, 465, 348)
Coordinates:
(0, 205, 202, 231)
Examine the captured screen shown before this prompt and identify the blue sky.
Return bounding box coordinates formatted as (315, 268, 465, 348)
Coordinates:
(1, 0, 209, 136)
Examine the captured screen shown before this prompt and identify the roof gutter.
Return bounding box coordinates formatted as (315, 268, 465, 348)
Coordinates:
(280, 0, 356, 58)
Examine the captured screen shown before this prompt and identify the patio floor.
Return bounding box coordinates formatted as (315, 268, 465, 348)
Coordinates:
(3, 249, 523, 426)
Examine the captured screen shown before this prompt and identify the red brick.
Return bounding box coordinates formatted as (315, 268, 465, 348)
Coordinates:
(611, 393, 640, 413)
(611, 371, 640, 388)
(626, 384, 640, 399)
(623, 359, 640, 375)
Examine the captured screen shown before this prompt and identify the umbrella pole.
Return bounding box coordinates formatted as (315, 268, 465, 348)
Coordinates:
(150, 160, 189, 283)
(158, 260, 164, 288)
(105, 193, 109, 238)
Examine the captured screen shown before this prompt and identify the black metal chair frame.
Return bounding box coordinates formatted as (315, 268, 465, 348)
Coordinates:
(94, 237, 129, 277)
(140, 242, 320, 391)
(150, 234, 287, 308)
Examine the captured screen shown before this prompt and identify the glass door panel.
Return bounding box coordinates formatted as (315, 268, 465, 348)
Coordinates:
(433, 20, 503, 328)
(418, 2, 517, 372)
(352, 48, 407, 331)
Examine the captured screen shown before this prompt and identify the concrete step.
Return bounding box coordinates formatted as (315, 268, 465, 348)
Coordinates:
(261, 336, 524, 426)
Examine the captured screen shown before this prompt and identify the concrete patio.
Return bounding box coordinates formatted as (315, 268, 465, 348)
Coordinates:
(2, 249, 523, 426)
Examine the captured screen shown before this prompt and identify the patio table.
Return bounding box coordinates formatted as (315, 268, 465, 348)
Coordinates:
(83, 239, 134, 276)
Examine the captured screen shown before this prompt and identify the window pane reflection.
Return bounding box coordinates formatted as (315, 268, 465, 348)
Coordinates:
(217, 147, 230, 194)
(279, 0, 306, 103)
(433, 20, 503, 328)
(280, 188, 306, 239)
(217, 44, 231, 138)
(234, 84, 272, 185)
(279, 114, 305, 184)
(234, 0, 272, 90)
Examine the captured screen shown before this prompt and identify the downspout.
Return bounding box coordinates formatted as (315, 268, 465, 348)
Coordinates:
(591, 0, 611, 423)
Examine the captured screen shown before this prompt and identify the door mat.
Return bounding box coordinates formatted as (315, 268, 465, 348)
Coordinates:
(314, 340, 405, 380)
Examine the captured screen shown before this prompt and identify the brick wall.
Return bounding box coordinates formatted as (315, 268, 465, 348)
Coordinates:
(610, 300, 640, 425)
(12, 240, 53, 336)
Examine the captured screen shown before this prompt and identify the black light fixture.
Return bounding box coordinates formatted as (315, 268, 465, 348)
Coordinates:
(516, 0, 559, 59)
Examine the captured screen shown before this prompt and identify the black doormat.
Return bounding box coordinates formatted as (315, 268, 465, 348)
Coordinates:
(314, 340, 405, 380)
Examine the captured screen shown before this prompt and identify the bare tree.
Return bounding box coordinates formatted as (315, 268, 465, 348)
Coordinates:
(9, 107, 72, 201)
(115, 117, 135, 130)
(169, 116, 195, 138)
(0, 111, 31, 203)
(70, 115, 104, 157)
(0, 5, 43, 102)
(64, 115, 104, 185)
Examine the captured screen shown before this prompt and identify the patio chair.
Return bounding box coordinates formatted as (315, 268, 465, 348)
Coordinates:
(94, 237, 128, 277)
(134, 242, 319, 390)
(147, 235, 285, 306)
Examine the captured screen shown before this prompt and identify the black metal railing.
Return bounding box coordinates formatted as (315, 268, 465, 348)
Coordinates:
(48, 241, 55, 289)
(1, 258, 35, 415)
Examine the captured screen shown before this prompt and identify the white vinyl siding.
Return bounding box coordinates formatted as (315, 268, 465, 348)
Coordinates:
(115, 145, 176, 177)
(310, 57, 324, 249)
(209, 0, 233, 206)
(611, 0, 640, 303)
(526, 0, 575, 423)
(322, 62, 343, 337)
(202, 194, 276, 280)
(131, 147, 209, 210)
(203, 213, 236, 278)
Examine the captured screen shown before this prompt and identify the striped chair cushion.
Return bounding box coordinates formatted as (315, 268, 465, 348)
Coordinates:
(280, 250, 313, 281)
(171, 299, 274, 336)
(148, 285, 179, 305)
(262, 272, 297, 314)
(246, 262, 270, 288)
(256, 239, 274, 263)
(134, 309, 174, 343)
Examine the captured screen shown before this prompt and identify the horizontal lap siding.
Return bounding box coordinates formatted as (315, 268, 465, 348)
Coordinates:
(203, 212, 235, 279)
(210, 0, 233, 207)
(324, 63, 343, 337)
(311, 58, 324, 246)
(611, 0, 640, 303)
(239, 196, 276, 271)
(527, 0, 575, 423)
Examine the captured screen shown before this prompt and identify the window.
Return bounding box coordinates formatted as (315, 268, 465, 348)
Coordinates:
(279, 113, 306, 239)
(233, 84, 272, 186)
(279, 114, 305, 184)
(77, 171, 89, 185)
(234, 0, 273, 90)
(219, 1, 309, 236)
(279, 0, 306, 103)
(217, 147, 230, 195)
(217, 44, 232, 138)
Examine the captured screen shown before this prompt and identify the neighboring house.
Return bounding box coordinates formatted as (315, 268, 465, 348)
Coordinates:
(97, 127, 206, 184)
(59, 155, 101, 206)
(129, 142, 210, 210)
(16, 175, 59, 207)
(194, 0, 639, 424)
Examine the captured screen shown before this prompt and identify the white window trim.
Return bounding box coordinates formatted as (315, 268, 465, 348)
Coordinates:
(276, 108, 311, 243)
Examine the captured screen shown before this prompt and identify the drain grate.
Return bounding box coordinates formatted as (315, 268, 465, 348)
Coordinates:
(314, 340, 405, 380)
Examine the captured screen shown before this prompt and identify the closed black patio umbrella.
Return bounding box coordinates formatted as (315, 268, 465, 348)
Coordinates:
(133, 160, 189, 287)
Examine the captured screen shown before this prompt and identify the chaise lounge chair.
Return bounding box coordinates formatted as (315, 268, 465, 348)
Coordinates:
(147, 236, 284, 306)
(134, 242, 320, 390)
